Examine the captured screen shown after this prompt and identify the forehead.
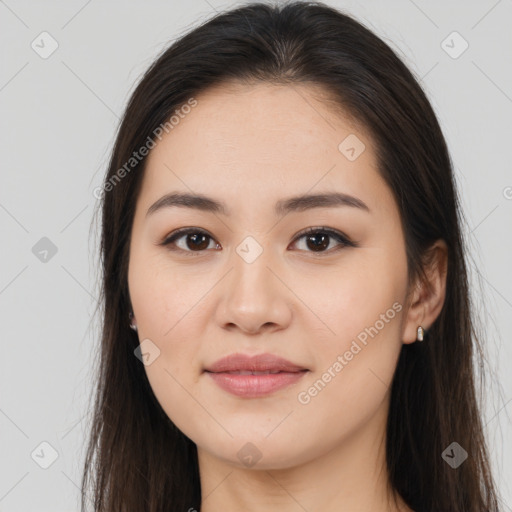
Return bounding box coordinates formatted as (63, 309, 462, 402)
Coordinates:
(140, 81, 391, 216)
(150, 80, 369, 159)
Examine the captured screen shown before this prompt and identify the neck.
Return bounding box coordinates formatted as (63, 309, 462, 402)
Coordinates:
(197, 396, 412, 512)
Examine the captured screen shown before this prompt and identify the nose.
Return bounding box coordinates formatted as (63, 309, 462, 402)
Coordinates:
(214, 248, 293, 335)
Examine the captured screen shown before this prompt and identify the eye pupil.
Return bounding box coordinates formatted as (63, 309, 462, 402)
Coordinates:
(187, 233, 209, 251)
(306, 233, 329, 251)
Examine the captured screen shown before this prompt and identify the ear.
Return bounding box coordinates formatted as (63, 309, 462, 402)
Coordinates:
(402, 239, 448, 344)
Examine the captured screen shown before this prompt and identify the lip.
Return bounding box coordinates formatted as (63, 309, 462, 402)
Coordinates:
(204, 353, 309, 398)
(205, 352, 308, 373)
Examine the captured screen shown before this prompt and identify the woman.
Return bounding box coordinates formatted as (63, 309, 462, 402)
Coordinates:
(83, 1, 501, 510)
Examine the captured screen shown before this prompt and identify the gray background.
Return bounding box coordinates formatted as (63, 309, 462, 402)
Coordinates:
(1, 0, 511, 510)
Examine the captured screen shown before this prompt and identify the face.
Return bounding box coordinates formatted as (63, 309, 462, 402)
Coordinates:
(128, 82, 411, 470)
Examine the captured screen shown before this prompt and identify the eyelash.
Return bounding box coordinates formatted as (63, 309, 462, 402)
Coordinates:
(160, 226, 357, 257)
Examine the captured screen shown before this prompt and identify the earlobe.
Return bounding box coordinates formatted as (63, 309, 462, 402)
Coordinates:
(402, 239, 448, 344)
(129, 311, 138, 331)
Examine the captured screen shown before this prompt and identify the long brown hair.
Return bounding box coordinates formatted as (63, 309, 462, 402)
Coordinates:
(83, 1, 501, 510)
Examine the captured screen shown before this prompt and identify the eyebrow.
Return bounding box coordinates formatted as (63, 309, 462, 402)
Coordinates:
(146, 191, 370, 218)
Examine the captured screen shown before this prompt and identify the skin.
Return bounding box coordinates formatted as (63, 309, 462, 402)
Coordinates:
(127, 81, 447, 512)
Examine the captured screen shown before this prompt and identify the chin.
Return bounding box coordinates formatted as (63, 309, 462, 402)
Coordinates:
(197, 434, 316, 471)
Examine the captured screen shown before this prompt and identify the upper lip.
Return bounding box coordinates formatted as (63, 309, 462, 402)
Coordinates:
(204, 353, 308, 373)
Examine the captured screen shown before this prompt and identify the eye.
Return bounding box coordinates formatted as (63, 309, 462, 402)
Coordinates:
(160, 226, 356, 256)
(290, 226, 356, 254)
(161, 228, 220, 255)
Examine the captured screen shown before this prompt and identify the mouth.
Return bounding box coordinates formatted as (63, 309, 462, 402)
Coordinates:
(212, 369, 293, 375)
(203, 353, 309, 398)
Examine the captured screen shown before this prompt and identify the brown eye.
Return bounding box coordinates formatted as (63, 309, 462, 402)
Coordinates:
(182, 232, 211, 251)
(162, 228, 219, 254)
(291, 227, 354, 253)
(304, 232, 330, 251)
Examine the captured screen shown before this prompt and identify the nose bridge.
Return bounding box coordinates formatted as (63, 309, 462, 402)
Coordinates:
(215, 233, 292, 333)
(231, 234, 277, 297)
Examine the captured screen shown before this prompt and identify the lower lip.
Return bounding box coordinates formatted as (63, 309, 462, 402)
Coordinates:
(205, 371, 308, 398)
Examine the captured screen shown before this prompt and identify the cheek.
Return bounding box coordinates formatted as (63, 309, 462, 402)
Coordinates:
(295, 301, 404, 448)
(128, 250, 206, 393)
(129, 263, 205, 432)
(297, 258, 405, 413)
(142, 353, 203, 440)
(128, 248, 204, 338)
(311, 259, 404, 347)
